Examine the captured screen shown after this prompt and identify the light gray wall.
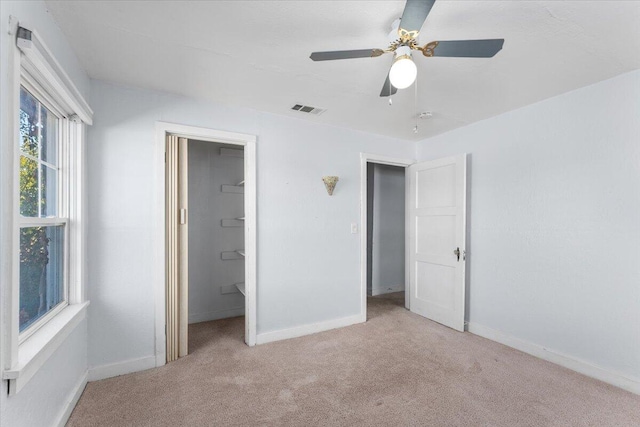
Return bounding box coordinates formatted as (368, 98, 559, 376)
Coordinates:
(86, 80, 416, 370)
(416, 70, 640, 383)
(0, 1, 91, 426)
(370, 164, 405, 296)
(188, 141, 245, 323)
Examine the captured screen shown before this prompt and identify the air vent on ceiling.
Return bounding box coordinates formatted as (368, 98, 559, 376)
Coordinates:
(291, 104, 326, 115)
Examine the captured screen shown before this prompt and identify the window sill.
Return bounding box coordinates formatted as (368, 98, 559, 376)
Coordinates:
(3, 301, 89, 395)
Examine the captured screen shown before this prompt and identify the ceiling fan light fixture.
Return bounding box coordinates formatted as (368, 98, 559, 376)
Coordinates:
(389, 54, 417, 89)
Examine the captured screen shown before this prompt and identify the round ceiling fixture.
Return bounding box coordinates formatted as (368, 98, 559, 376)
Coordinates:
(389, 55, 417, 89)
(389, 47, 417, 90)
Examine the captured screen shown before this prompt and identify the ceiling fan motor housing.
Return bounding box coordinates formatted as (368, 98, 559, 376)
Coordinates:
(395, 45, 412, 59)
(388, 18, 402, 43)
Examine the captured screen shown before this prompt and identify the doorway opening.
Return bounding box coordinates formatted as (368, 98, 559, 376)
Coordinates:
(157, 122, 256, 366)
(360, 153, 468, 331)
(359, 153, 413, 322)
(366, 162, 407, 317)
(187, 140, 246, 352)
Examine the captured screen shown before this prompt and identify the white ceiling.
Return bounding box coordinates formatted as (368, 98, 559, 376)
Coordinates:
(45, 1, 640, 141)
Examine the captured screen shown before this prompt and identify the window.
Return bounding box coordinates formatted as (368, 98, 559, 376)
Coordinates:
(18, 86, 68, 337)
(2, 22, 93, 395)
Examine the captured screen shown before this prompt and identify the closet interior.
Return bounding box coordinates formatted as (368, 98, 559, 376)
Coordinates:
(188, 140, 246, 328)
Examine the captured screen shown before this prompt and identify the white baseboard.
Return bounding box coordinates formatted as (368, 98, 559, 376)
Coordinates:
(371, 284, 405, 296)
(54, 371, 87, 427)
(256, 314, 363, 345)
(467, 322, 640, 395)
(188, 307, 245, 324)
(155, 352, 166, 368)
(88, 355, 156, 382)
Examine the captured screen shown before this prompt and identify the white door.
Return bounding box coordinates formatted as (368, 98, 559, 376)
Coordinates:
(406, 154, 467, 331)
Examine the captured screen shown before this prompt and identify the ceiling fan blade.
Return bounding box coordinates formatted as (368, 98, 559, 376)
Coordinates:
(399, 0, 436, 35)
(424, 39, 505, 58)
(380, 72, 397, 97)
(310, 49, 385, 61)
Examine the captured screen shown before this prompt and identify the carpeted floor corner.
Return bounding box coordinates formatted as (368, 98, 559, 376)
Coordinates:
(67, 292, 640, 426)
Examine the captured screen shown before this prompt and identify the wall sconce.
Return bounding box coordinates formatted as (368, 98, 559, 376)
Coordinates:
(322, 176, 339, 196)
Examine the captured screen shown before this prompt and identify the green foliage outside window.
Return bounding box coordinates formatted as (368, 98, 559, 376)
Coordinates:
(19, 89, 60, 331)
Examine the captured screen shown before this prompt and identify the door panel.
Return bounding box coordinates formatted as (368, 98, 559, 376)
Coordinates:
(416, 262, 456, 310)
(407, 154, 467, 331)
(416, 215, 456, 256)
(166, 135, 189, 362)
(178, 137, 188, 358)
(416, 165, 457, 208)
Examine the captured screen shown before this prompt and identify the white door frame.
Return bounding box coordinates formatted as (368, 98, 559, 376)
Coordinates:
(359, 153, 414, 322)
(154, 122, 257, 366)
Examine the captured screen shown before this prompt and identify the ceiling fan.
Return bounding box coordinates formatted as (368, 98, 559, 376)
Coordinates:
(310, 0, 504, 97)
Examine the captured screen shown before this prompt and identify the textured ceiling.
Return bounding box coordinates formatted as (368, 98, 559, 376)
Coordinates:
(45, 1, 640, 141)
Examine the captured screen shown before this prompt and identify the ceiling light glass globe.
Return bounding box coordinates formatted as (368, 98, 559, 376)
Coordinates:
(389, 55, 417, 89)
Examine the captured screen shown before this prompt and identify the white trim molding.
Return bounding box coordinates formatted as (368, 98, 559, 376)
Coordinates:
(468, 322, 640, 395)
(2, 302, 89, 395)
(154, 121, 258, 368)
(371, 284, 405, 296)
(1, 16, 22, 380)
(2, 16, 92, 395)
(256, 314, 363, 345)
(16, 25, 93, 125)
(88, 355, 157, 382)
(53, 371, 88, 427)
(188, 307, 245, 324)
(359, 153, 414, 324)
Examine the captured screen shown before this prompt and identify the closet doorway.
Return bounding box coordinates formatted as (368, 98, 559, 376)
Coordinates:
(366, 162, 406, 297)
(156, 122, 256, 366)
(188, 140, 246, 325)
(359, 153, 413, 321)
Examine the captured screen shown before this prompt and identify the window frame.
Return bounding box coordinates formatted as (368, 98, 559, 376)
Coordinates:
(1, 19, 93, 395)
(17, 80, 71, 343)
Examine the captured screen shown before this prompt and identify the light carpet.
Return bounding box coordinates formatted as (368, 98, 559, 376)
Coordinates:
(68, 292, 640, 426)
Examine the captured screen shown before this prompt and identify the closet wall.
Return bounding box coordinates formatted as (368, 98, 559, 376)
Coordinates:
(188, 140, 245, 323)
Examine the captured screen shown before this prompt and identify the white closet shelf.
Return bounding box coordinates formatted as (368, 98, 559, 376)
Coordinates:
(235, 282, 246, 296)
(237, 217, 245, 220)
(221, 185, 244, 194)
(220, 148, 244, 158)
(236, 250, 245, 257)
(221, 251, 244, 260)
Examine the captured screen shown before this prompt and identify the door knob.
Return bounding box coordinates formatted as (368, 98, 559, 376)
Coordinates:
(454, 247, 460, 261)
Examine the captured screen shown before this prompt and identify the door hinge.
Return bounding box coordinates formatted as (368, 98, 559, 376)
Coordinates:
(179, 208, 186, 224)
